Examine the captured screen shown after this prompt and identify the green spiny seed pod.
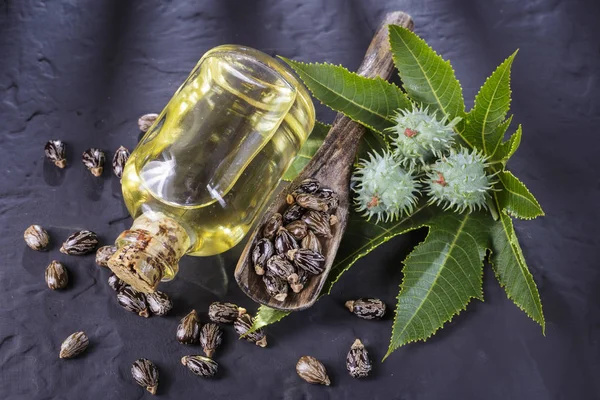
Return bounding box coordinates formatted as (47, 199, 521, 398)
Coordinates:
(351, 150, 420, 223)
(388, 104, 460, 167)
(424, 147, 495, 213)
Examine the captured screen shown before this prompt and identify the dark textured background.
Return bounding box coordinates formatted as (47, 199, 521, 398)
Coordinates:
(1, 0, 599, 399)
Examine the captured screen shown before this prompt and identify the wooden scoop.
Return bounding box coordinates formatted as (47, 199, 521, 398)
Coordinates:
(234, 11, 414, 311)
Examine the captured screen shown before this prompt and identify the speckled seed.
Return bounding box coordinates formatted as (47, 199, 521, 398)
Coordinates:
(301, 230, 322, 253)
(266, 255, 298, 285)
(292, 178, 320, 196)
(45, 260, 68, 290)
(296, 356, 330, 386)
(282, 203, 306, 224)
(60, 230, 98, 255)
(274, 227, 298, 255)
(131, 358, 159, 395)
(138, 113, 159, 132)
(345, 298, 386, 320)
(59, 331, 89, 359)
(315, 188, 339, 212)
(108, 273, 125, 292)
(301, 211, 332, 238)
(285, 220, 308, 240)
(263, 273, 289, 301)
(346, 339, 372, 378)
(233, 313, 267, 347)
(117, 286, 150, 318)
(208, 302, 247, 324)
(112, 146, 130, 179)
(44, 140, 67, 168)
(95, 245, 116, 267)
(24, 224, 49, 251)
(287, 248, 325, 275)
(82, 148, 105, 177)
(181, 355, 218, 378)
(252, 238, 274, 275)
(145, 291, 173, 316)
(290, 268, 309, 293)
(177, 310, 200, 344)
(295, 193, 329, 212)
(262, 213, 283, 240)
(200, 323, 223, 358)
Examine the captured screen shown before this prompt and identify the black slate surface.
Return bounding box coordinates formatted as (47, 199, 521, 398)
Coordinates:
(1, 0, 599, 399)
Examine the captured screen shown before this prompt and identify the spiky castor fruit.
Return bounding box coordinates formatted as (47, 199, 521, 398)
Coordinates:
(352, 150, 420, 223)
(424, 147, 496, 213)
(387, 104, 461, 167)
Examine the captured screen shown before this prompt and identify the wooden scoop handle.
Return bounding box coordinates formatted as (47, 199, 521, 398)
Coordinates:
(358, 12, 414, 78)
(304, 12, 414, 190)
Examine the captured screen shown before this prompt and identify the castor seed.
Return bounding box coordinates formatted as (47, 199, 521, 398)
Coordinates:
(296, 356, 330, 385)
(59, 331, 89, 359)
(208, 302, 246, 324)
(345, 298, 386, 320)
(131, 358, 159, 395)
(346, 339, 372, 378)
(45, 260, 68, 290)
(24, 224, 50, 251)
(177, 310, 200, 344)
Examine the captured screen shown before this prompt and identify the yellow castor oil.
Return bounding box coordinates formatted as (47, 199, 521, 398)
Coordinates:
(108, 45, 315, 292)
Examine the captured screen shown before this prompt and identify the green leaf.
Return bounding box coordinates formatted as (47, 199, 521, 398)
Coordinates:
(388, 25, 465, 122)
(496, 171, 544, 219)
(385, 211, 490, 358)
(463, 52, 517, 153)
(489, 212, 545, 330)
(494, 124, 522, 163)
(251, 305, 290, 333)
(280, 57, 410, 134)
(283, 121, 330, 181)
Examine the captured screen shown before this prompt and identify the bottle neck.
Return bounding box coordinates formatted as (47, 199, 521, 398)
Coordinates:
(108, 212, 190, 293)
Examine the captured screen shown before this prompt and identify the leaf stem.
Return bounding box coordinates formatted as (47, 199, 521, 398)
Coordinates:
(487, 160, 505, 166)
(487, 197, 499, 221)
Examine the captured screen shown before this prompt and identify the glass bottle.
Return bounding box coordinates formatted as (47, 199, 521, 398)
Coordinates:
(107, 45, 315, 292)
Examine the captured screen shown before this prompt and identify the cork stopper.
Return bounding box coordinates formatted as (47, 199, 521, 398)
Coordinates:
(107, 213, 190, 293)
(108, 235, 166, 292)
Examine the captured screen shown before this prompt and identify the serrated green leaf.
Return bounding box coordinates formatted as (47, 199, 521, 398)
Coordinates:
(494, 124, 522, 163)
(496, 171, 544, 219)
(280, 57, 410, 134)
(283, 121, 330, 181)
(463, 52, 517, 153)
(489, 212, 545, 330)
(385, 211, 490, 358)
(388, 25, 465, 123)
(250, 305, 290, 333)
